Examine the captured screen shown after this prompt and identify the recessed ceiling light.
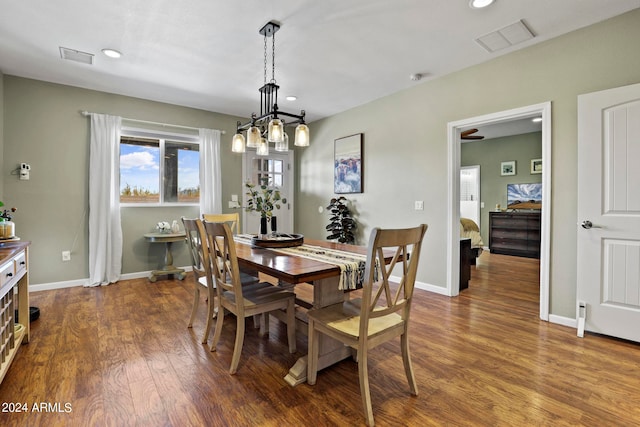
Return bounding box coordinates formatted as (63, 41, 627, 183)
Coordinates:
(286, 95, 297, 101)
(532, 117, 543, 123)
(469, 0, 495, 9)
(101, 48, 122, 59)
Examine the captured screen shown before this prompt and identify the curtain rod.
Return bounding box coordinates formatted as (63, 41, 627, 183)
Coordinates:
(80, 110, 226, 134)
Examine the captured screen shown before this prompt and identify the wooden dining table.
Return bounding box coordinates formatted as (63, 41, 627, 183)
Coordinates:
(233, 237, 373, 386)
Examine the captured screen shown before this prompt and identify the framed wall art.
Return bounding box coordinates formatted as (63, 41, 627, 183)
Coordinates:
(500, 160, 516, 176)
(531, 158, 542, 174)
(334, 133, 363, 194)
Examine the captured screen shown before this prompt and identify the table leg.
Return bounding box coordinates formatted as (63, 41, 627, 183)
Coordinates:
(148, 241, 186, 281)
(284, 276, 352, 386)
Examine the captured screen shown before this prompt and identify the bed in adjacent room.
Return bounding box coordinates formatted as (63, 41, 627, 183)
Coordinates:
(460, 217, 484, 265)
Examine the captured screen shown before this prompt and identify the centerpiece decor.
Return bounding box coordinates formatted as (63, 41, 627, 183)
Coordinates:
(245, 179, 286, 237)
(244, 179, 303, 247)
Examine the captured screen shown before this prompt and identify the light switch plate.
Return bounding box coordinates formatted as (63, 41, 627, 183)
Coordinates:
(414, 201, 424, 210)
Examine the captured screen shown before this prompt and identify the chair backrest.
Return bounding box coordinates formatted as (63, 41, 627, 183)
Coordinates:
(359, 224, 428, 334)
(202, 212, 240, 234)
(203, 221, 244, 304)
(182, 217, 214, 285)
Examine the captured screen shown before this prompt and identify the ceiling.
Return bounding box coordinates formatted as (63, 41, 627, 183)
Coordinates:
(1, 1, 638, 125)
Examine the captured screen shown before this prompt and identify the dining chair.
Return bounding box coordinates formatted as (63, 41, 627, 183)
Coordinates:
(307, 224, 428, 427)
(202, 212, 241, 234)
(203, 221, 297, 374)
(181, 217, 217, 344)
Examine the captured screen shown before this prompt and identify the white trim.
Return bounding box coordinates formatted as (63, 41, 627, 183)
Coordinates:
(30, 266, 193, 292)
(447, 102, 552, 321)
(549, 314, 577, 329)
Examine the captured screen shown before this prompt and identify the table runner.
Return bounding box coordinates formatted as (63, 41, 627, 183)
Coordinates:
(234, 235, 375, 290)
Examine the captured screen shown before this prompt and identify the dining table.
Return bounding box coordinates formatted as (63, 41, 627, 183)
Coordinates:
(232, 235, 388, 386)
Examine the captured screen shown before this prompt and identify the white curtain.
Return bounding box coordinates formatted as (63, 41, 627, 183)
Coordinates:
(88, 114, 123, 286)
(199, 128, 222, 215)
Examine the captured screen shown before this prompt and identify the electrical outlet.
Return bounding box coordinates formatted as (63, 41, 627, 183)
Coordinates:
(414, 201, 424, 210)
(62, 251, 71, 261)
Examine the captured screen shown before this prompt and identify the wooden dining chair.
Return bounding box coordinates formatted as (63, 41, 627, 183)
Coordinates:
(181, 217, 217, 344)
(307, 224, 428, 427)
(203, 221, 297, 374)
(202, 212, 240, 234)
(202, 212, 261, 316)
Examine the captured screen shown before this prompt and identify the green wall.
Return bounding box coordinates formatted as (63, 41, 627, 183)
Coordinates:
(2, 77, 245, 284)
(462, 132, 542, 243)
(295, 9, 640, 318)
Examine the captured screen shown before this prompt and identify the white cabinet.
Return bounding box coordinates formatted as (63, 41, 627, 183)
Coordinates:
(0, 243, 30, 384)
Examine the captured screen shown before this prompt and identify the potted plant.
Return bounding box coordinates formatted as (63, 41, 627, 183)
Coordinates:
(326, 197, 356, 244)
(245, 179, 287, 237)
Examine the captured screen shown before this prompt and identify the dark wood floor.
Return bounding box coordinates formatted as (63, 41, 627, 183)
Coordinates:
(1, 252, 639, 426)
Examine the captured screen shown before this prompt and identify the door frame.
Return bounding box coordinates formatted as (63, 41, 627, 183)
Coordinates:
(446, 102, 552, 321)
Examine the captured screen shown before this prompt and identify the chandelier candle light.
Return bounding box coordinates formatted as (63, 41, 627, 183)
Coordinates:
(232, 21, 310, 154)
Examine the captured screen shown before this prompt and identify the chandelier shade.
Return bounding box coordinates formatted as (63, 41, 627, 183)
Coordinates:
(256, 137, 269, 156)
(232, 20, 310, 154)
(294, 123, 310, 147)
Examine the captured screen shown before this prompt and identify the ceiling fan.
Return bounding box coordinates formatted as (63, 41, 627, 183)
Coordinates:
(461, 128, 484, 140)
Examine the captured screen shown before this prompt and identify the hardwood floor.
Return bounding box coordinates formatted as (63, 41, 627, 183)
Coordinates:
(1, 252, 639, 426)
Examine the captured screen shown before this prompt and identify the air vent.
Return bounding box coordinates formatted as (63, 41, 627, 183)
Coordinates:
(59, 47, 94, 65)
(475, 20, 535, 53)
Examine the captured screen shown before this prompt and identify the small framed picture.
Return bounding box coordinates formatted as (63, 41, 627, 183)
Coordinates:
(501, 161, 516, 176)
(531, 158, 542, 174)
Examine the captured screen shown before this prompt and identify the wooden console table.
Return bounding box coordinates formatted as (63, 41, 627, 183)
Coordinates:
(0, 241, 30, 384)
(144, 232, 187, 282)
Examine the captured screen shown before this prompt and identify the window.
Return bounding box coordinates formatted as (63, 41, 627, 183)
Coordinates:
(120, 133, 200, 205)
(252, 158, 284, 188)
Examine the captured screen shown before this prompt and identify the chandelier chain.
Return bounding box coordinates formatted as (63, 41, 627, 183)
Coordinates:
(271, 31, 276, 83)
(263, 34, 268, 85)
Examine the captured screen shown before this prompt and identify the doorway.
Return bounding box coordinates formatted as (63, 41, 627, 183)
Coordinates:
(242, 149, 295, 235)
(460, 165, 481, 228)
(447, 102, 552, 321)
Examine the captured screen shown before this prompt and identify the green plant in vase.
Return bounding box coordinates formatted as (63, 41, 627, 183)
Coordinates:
(245, 179, 287, 237)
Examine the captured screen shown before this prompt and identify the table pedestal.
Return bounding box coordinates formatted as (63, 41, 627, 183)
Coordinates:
(144, 232, 186, 282)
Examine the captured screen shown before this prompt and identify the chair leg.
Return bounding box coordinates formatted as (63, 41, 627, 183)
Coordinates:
(286, 299, 296, 353)
(210, 304, 225, 352)
(229, 315, 246, 374)
(201, 295, 216, 344)
(188, 287, 200, 328)
(358, 348, 375, 427)
(401, 332, 418, 396)
(307, 318, 318, 385)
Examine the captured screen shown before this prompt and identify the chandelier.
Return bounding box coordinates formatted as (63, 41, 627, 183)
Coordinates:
(232, 21, 310, 155)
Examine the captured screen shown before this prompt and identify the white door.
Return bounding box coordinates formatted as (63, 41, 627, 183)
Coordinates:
(242, 150, 294, 235)
(577, 82, 640, 342)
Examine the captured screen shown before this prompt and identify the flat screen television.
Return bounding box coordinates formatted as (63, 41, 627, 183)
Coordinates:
(507, 183, 542, 210)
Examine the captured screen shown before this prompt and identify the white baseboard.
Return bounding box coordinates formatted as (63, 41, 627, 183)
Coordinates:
(414, 281, 449, 295)
(548, 314, 577, 329)
(30, 266, 192, 292)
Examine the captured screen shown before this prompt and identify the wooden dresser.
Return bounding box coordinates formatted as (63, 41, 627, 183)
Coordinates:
(489, 211, 541, 258)
(0, 241, 30, 384)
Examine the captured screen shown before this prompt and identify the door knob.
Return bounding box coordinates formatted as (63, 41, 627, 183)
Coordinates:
(581, 220, 593, 229)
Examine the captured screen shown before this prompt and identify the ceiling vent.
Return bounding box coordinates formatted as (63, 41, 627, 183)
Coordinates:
(59, 47, 94, 65)
(475, 20, 535, 53)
